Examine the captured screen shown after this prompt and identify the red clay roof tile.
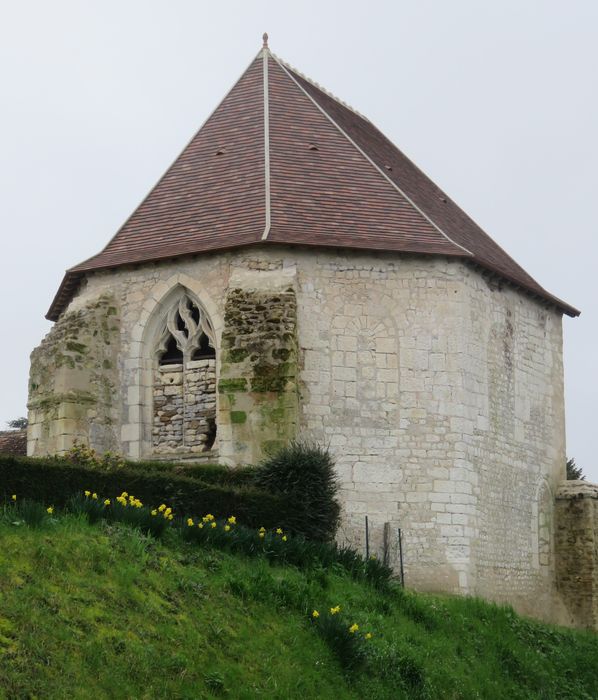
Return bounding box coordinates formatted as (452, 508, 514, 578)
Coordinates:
(46, 47, 579, 320)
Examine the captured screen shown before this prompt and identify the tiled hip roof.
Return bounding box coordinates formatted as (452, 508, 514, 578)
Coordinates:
(46, 45, 579, 320)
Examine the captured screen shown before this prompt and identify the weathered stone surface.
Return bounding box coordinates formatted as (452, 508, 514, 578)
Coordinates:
(555, 481, 598, 630)
(28, 294, 120, 455)
(27, 247, 579, 626)
(218, 286, 299, 464)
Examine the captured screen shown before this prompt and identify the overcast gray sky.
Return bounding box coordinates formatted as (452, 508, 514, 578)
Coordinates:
(1, 0, 596, 479)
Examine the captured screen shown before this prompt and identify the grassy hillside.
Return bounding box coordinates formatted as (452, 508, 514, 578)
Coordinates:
(1, 515, 597, 699)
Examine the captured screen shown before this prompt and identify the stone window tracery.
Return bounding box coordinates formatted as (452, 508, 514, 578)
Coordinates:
(152, 294, 217, 454)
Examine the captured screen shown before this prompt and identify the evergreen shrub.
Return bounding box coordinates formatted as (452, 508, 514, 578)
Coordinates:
(253, 442, 341, 541)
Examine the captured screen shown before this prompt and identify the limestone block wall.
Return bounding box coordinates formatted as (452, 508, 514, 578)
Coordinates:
(31, 252, 299, 464)
(28, 293, 120, 455)
(29, 246, 569, 625)
(463, 271, 566, 621)
(555, 481, 598, 630)
(292, 250, 566, 623)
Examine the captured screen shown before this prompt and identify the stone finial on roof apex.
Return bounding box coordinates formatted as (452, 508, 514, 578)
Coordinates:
(262, 32, 269, 48)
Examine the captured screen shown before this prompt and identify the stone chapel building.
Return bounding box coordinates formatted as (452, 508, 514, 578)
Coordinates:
(30, 37, 594, 627)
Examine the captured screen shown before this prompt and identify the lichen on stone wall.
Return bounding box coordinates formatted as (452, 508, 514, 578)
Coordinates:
(28, 293, 121, 456)
(555, 481, 598, 630)
(218, 287, 298, 463)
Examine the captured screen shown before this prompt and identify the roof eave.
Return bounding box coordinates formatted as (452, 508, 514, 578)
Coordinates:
(46, 241, 580, 322)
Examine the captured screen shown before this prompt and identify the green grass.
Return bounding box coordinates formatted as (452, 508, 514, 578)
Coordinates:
(0, 514, 597, 699)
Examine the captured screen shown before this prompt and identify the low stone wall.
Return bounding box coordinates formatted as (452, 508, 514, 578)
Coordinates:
(555, 480, 598, 630)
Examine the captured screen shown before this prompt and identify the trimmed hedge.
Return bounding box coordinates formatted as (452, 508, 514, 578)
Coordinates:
(0, 456, 296, 533)
(127, 460, 261, 487)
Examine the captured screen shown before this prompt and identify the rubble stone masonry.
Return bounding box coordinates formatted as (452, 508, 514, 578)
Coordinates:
(555, 481, 598, 630)
(152, 359, 216, 454)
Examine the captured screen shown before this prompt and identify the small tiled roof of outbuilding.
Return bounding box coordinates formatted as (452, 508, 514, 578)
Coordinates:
(47, 37, 579, 320)
(0, 430, 27, 456)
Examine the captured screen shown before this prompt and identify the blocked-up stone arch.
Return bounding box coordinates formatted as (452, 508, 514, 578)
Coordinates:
(342, 315, 399, 428)
(125, 275, 223, 459)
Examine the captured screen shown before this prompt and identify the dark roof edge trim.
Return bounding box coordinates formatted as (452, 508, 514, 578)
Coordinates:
(46, 243, 580, 321)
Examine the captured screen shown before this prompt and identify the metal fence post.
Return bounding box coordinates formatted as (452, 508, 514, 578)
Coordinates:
(383, 522, 390, 566)
(397, 528, 405, 586)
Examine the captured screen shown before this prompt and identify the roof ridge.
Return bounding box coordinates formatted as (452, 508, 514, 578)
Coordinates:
(261, 47, 271, 241)
(271, 54, 474, 258)
(271, 52, 371, 124)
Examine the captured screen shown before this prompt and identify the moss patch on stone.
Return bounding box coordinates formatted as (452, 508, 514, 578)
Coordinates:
(219, 288, 299, 463)
(218, 378, 248, 394)
(28, 293, 121, 456)
(227, 348, 250, 363)
(230, 411, 247, 425)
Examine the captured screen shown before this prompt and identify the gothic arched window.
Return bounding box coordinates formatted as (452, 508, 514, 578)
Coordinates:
(152, 294, 217, 454)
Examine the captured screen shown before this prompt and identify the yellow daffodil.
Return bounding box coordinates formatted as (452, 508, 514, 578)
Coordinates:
(224, 524, 231, 532)
(365, 632, 373, 640)
(158, 504, 166, 512)
(259, 526, 266, 533)
(259, 532, 265, 539)
(198, 522, 204, 529)
(282, 535, 288, 542)
(211, 522, 217, 529)
(151, 509, 157, 516)
(168, 514, 173, 521)
(121, 492, 128, 498)
(91, 493, 98, 500)
(164, 507, 172, 516)
(227, 516, 236, 525)
(84, 491, 91, 497)
(134, 500, 143, 508)
(104, 499, 111, 506)
(349, 623, 359, 634)
(204, 513, 214, 522)
(187, 518, 194, 527)
(47, 506, 54, 514)
(11, 494, 16, 501)
(330, 606, 341, 615)
(312, 610, 320, 619)
(276, 528, 283, 535)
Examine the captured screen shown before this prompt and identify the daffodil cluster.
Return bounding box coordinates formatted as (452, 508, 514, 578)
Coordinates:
(113, 492, 144, 508)
(256, 525, 290, 541)
(156, 504, 174, 520)
(310, 603, 374, 642)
